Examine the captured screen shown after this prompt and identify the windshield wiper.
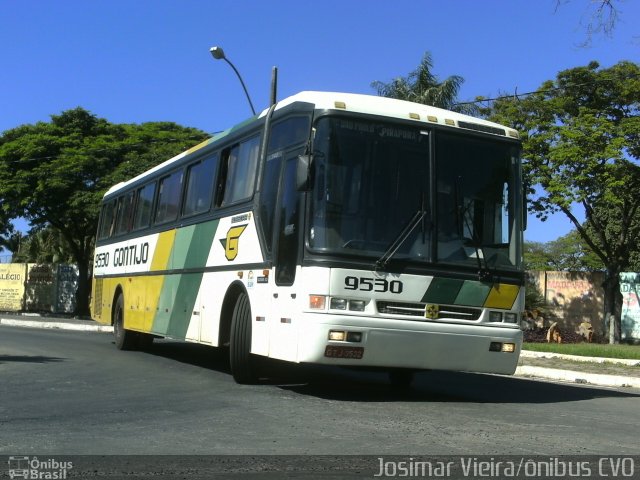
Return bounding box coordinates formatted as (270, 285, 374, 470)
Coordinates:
(454, 176, 493, 281)
(375, 208, 426, 271)
(459, 201, 493, 282)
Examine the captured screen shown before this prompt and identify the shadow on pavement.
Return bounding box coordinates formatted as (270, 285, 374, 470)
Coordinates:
(128, 339, 640, 404)
(0, 354, 65, 364)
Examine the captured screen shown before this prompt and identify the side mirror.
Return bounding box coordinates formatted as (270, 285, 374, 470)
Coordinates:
(296, 154, 312, 191)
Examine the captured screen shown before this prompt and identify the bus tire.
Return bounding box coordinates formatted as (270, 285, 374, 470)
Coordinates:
(229, 292, 257, 384)
(113, 294, 138, 351)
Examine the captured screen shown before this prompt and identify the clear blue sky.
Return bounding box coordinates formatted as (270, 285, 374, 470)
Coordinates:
(1, 0, 638, 243)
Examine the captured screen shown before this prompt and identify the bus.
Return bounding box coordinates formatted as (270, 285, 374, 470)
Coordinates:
(91, 91, 525, 385)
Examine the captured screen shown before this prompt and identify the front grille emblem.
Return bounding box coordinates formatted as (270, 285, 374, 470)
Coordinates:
(425, 303, 439, 319)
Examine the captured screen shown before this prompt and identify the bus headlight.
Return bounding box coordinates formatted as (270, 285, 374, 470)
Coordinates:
(330, 298, 347, 310)
(504, 312, 518, 323)
(349, 300, 366, 312)
(328, 330, 346, 341)
(490, 342, 516, 353)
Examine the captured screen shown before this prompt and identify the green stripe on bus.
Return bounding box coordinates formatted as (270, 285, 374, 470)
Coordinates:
(184, 220, 219, 269)
(152, 274, 181, 334)
(167, 273, 203, 339)
(166, 221, 219, 338)
(421, 277, 463, 304)
(454, 281, 492, 306)
(170, 225, 196, 269)
(153, 220, 220, 339)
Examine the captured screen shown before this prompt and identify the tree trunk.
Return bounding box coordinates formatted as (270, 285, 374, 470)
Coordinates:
(602, 271, 622, 344)
(75, 256, 91, 318)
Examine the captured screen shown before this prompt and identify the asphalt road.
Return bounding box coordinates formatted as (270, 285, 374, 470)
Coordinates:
(2, 325, 639, 458)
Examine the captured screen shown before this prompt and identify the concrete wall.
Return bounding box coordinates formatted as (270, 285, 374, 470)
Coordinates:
(0, 263, 78, 314)
(528, 271, 640, 341)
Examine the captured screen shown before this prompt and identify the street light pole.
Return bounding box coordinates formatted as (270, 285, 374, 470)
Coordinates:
(209, 46, 256, 116)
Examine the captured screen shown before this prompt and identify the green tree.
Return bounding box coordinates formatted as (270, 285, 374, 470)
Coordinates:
(11, 227, 74, 264)
(0, 108, 208, 315)
(524, 241, 553, 271)
(486, 60, 640, 343)
(0, 226, 19, 261)
(525, 231, 604, 271)
(371, 51, 477, 115)
(547, 230, 604, 271)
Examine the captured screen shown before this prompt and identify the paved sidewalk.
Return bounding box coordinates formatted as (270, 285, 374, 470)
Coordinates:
(0, 312, 113, 332)
(517, 350, 640, 389)
(2, 313, 639, 389)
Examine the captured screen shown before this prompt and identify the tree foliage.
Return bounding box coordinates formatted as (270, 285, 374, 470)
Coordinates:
(371, 51, 477, 115)
(0, 108, 208, 315)
(524, 230, 604, 271)
(485, 60, 640, 342)
(10, 227, 74, 264)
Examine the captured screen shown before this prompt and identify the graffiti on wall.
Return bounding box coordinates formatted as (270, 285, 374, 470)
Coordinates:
(0, 264, 27, 311)
(621, 272, 640, 341)
(0, 263, 78, 314)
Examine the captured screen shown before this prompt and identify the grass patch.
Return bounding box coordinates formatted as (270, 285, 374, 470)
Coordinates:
(523, 342, 640, 359)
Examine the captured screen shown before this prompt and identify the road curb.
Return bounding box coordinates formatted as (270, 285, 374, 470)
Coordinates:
(515, 365, 640, 389)
(521, 349, 640, 366)
(0, 317, 113, 333)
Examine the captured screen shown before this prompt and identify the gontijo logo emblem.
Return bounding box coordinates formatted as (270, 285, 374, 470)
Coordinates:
(220, 225, 248, 261)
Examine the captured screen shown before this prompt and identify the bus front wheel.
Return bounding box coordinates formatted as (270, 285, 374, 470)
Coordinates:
(229, 292, 258, 384)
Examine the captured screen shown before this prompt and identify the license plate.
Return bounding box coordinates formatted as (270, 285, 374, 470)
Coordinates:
(324, 345, 364, 359)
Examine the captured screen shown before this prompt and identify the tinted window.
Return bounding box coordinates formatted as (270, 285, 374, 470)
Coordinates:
(275, 157, 300, 285)
(132, 183, 156, 231)
(115, 191, 135, 235)
(268, 117, 310, 152)
(183, 155, 217, 217)
(222, 135, 260, 205)
(98, 200, 116, 240)
(258, 153, 282, 253)
(155, 171, 183, 224)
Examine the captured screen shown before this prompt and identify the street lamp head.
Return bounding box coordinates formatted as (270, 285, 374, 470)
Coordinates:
(209, 46, 226, 60)
(208, 45, 256, 115)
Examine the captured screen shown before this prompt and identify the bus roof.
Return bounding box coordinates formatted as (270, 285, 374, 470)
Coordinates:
(104, 91, 518, 198)
(278, 91, 518, 137)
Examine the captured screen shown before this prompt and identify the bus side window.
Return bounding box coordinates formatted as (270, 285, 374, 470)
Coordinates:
(132, 182, 156, 231)
(275, 157, 300, 285)
(220, 135, 260, 206)
(114, 191, 135, 236)
(183, 155, 217, 217)
(155, 170, 183, 225)
(268, 117, 311, 151)
(98, 200, 117, 239)
(259, 153, 283, 254)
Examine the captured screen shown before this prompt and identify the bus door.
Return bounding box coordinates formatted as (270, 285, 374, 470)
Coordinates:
(269, 151, 303, 361)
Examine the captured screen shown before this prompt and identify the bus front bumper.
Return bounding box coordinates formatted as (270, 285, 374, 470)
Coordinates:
(293, 315, 523, 375)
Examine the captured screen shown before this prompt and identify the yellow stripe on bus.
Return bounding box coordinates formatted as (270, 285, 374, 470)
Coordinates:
(151, 229, 177, 271)
(484, 283, 519, 309)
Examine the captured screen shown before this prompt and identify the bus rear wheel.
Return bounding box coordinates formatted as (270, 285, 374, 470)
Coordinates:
(229, 292, 258, 384)
(113, 294, 138, 351)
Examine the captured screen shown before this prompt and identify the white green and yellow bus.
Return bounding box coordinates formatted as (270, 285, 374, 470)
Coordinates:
(92, 91, 525, 385)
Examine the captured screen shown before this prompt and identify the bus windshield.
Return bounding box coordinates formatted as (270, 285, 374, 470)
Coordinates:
(308, 116, 522, 271)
